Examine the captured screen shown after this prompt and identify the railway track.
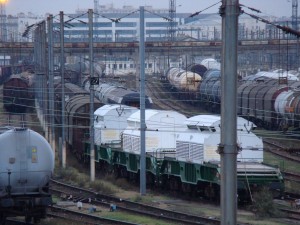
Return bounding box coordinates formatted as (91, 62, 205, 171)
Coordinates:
(50, 179, 221, 225)
(145, 76, 203, 117)
(48, 205, 138, 225)
(5, 218, 34, 225)
(264, 139, 300, 199)
(264, 139, 300, 165)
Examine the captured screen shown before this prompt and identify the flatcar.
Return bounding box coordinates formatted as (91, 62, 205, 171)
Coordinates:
(80, 107, 284, 202)
(3, 72, 35, 113)
(160, 115, 282, 201)
(0, 127, 54, 224)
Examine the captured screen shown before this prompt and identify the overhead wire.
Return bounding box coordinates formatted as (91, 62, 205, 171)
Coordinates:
(1, 6, 300, 143)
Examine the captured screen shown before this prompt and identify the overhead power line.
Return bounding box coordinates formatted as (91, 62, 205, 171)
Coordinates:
(242, 10, 300, 38)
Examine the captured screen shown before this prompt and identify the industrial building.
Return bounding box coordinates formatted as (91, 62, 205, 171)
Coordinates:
(0, 2, 297, 43)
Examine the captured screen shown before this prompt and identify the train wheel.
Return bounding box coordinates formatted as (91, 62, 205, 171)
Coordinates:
(204, 185, 217, 200)
(169, 177, 180, 191)
(129, 172, 138, 183)
(113, 166, 120, 178)
(120, 167, 128, 178)
(146, 173, 155, 187)
(181, 183, 192, 193)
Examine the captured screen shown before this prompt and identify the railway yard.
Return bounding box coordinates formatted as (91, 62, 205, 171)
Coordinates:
(1, 71, 300, 225)
(1, 0, 300, 223)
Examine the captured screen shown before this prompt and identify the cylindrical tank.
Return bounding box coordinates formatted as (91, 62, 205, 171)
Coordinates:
(166, 68, 202, 92)
(0, 128, 54, 195)
(200, 58, 220, 70)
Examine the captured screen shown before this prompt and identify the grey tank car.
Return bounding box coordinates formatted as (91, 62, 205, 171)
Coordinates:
(0, 127, 54, 224)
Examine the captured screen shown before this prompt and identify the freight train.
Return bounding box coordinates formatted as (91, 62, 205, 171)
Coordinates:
(52, 78, 152, 158)
(45, 60, 283, 202)
(163, 59, 300, 131)
(0, 127, 54, 224)
(74, 106, 283, 202)
(23, 66, 282, 203)
(40, 71, 284, 202)
(200, 70, 300, 130)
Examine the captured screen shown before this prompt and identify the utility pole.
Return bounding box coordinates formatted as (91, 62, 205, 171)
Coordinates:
(219, 0, 240, 224)
(60, 11, 66, 168)
(47, 15, 55, 155)
(94, 0, 99, 41)
(34, 22, 47, 135)
(89, 9, 96, 182)
(41, 22, 47, 138)
(292, 0, 298, 31)
(139, 6, 146, 196)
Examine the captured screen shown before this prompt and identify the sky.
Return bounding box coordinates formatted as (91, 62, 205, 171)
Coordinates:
(5, 0, 292, 18)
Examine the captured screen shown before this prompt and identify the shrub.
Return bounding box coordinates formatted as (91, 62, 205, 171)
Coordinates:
(90, 180, 116, 195)
(249, 186, 283, 218)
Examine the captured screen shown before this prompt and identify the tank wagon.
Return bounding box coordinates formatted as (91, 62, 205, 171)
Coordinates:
(80, 106, 283, 202)
(163, 58, 221, 102)
(3, 72, 35, 113)
(164, 67, 202, 101)
(83, 79, 153, 108)
(200, 70, 300, 130)
(0, 127, 54, 224)
(199, 69, 221, 112)
(200, 58, 221, 71)
(186, 63, 208, 77)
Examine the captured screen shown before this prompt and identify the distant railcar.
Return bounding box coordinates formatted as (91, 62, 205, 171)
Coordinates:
(65, 94, 102, 160)
(200, 69, 300, 130)
(3, 72, 35, 113)
(83, 79, 153, 108)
